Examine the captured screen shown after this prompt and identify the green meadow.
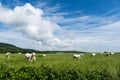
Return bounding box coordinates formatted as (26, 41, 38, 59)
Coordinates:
(0, 53, 120, 79)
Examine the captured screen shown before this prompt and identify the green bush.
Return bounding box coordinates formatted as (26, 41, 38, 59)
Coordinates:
(0, 64, 119, 80)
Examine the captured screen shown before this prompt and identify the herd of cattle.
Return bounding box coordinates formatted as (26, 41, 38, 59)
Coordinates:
(5, 51, 115, 62)
(5, 52, 46, 62)
(73, 52, 115, 59)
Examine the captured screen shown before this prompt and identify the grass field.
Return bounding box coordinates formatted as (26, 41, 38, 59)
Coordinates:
(0, 53, 120, 72)
(0, 53, 120, 79)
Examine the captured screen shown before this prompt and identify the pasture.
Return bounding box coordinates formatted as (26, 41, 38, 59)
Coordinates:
(0, 53, 120, 79)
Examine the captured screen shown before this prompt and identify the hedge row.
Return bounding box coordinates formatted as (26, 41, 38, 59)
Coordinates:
(0, 64, 120, 80)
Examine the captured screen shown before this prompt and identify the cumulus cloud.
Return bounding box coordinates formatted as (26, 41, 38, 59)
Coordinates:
(0, 3, 71, 50)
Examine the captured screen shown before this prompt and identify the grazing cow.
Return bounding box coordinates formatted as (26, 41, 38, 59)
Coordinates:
(42, 54, 46, 57)
(73, 54, 82, 59)
(103, 51, 111, 56)
(5, 52, 11, 58)
(91, 53, 96, 57)
(110, 52, 114, 55)
(18, 53, 22, 54)
(25, 52, 36, 62)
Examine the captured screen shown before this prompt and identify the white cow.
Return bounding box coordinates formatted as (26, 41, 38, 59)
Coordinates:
(25, 52, 36, 62)
(103, 51, 111, 56)
(73, 54, 82, 59)
(42, 54, 46, 57)
(5, 52, 11, 58)
(91, 53, 96, 57)
(110, 52, 114, 55)
(18, 53, 22, 54)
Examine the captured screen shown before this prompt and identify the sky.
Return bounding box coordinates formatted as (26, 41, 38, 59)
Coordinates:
(0, 0, 120, 52)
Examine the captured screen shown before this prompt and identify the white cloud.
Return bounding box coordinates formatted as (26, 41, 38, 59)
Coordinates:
(0, 3, 72, 50)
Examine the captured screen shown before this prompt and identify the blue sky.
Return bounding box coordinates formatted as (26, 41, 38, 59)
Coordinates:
(0, 0, 120, 52)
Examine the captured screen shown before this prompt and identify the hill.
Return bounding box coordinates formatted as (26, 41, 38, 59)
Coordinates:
(0, 42, 84, 53)
(0, 42, 38, 53)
